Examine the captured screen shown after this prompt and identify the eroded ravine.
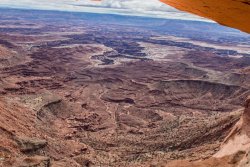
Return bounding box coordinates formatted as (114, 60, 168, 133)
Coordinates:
(0, 9, 250, 166)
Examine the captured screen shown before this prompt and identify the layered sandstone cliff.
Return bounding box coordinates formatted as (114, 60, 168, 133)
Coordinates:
(160, 98, 250, 167)
(213, 97, 250, 166)
(160, 0, 250, 33)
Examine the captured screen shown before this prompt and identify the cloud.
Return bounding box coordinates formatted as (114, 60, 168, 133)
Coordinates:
(0, 0, 209, 21)
(86, 0, 171, 11)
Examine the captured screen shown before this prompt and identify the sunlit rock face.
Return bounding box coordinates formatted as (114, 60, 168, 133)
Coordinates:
(160, 0, 250, 33)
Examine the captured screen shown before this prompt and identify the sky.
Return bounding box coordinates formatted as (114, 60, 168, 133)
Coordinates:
(0, 0, 209, 21)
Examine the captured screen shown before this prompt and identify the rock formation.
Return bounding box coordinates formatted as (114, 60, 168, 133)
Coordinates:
(157, 1, 250, 166)
(0, 8, 249, 166)
(157, 97, 250, 167)
(160, 0, 250, 33)
(213, 97, 250, 166)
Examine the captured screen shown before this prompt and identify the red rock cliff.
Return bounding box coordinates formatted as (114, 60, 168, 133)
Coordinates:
(160, 0, 250, 33)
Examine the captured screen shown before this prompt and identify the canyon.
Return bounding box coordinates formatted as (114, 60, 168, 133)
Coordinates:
(0, 8, 250, 167)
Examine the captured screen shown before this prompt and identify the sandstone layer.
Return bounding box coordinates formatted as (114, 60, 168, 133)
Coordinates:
(0, 9, 249, 167)
(160, 0, 250, 33)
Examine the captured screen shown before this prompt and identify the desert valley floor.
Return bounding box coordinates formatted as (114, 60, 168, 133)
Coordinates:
(0, 8, 250, 167)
